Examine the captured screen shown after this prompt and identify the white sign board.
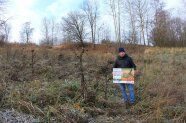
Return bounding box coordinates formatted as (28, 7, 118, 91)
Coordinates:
(113, 68, 134, 84)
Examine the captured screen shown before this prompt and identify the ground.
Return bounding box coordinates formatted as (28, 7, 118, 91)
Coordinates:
(0, 43, 185, 122)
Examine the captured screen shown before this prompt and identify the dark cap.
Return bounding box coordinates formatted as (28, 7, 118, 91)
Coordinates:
(118, 47, 125, 53)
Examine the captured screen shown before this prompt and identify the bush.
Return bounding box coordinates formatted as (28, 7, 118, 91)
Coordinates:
(101, 39, 111, 44)
(3, 80, 81, 112)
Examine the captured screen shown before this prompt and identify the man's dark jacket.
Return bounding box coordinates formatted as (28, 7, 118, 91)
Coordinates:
(113, 54, 136, 70)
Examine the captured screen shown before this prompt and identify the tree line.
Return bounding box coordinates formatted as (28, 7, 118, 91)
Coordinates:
(1, 0, 186, 47)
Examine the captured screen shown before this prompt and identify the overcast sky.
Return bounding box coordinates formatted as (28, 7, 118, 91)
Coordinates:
(5, 0, 183, 43)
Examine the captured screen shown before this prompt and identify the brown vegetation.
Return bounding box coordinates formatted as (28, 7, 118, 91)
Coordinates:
(0, 43, 185, 122)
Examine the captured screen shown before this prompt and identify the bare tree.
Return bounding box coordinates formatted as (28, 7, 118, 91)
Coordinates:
(101, 24, 111, 42)
(51, 18, 55, 46)
(145, 11, 151, 46)
(0, 0, 7, 22)
(151, 8, 171, 46)
(62, 11, 87, 46)
(135, 0, 148, 45)
(182, 21, 186, 46)
(62, 11, 87, 99)
(151, 10, 186, 47)
(107, 0, 122, 46)
(96, 22, 112, 44)
(83, 0, 99, 48)
(97, 23, 104, 44)
(0, 22, 11, 42)
(148, 0, 186, 47)
(20, 22, 34, 43)
(125, 0, 137, 44)
(40, 17, 58, 46)
(41, 17, 50, 45)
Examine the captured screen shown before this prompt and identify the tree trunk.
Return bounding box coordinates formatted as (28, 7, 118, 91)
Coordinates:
(142, 27, 146, 45)
(79, 47, 86, 99)
(91, 26, 95, 49)
(117, 0, 121, 46)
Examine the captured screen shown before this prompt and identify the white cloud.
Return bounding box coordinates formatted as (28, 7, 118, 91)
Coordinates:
(164, 0, 182, 8)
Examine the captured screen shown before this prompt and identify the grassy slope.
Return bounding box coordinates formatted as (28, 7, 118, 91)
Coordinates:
(0, 44, 185, 122)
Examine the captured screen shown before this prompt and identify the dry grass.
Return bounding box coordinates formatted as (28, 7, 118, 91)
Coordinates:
(0, 44, 185, 122)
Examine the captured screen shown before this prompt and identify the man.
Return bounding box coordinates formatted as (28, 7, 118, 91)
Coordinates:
(113, 47, 136, 105)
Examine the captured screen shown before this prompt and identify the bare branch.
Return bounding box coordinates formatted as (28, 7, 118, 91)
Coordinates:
(82, 0, 99, 48)
(20, 22, 34, 43)
(62, 11, 87, 46)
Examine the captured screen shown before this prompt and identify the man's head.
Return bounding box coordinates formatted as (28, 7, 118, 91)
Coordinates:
(118, 47, 126, 57)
